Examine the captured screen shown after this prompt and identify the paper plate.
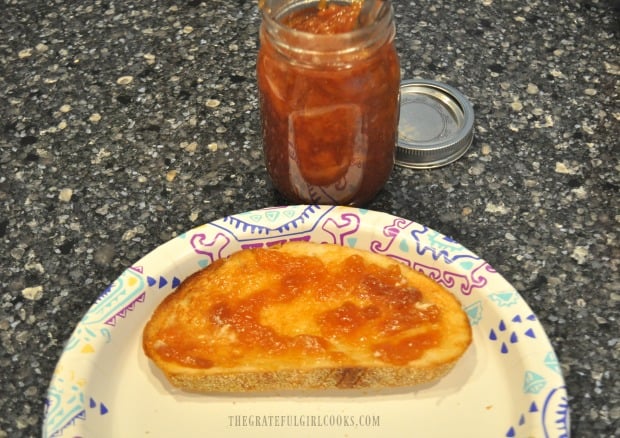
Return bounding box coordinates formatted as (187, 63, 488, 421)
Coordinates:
(43, 205, 570, 438)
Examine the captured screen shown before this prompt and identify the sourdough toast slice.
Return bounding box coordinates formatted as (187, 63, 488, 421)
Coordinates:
(142, 242, 472, 392)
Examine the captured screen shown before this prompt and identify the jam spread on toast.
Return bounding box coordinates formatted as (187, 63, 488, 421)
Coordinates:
(154, 249, 441, 369)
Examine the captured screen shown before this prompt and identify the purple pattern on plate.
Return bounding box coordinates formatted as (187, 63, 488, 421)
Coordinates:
(413, 261, 492, 296)
(104, 292, 146, 327)
(320, 212, 361, 245)
(191, 231, 231, 262)
(370, 217, 414, 265)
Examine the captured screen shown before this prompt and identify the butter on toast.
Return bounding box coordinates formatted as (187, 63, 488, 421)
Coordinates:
(142, 242, 472, 392)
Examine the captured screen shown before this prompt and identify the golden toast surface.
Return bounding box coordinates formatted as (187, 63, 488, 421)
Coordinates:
(143, 242, 472, 392)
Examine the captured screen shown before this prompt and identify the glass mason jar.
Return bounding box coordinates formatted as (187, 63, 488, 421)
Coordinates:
(257, 0, 401, 206)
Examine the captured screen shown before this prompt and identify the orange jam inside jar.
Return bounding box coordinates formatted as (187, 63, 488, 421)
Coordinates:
(257, 0, 401, 205)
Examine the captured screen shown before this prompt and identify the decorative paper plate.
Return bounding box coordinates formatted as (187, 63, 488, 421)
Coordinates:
(43, 205, 570, 438)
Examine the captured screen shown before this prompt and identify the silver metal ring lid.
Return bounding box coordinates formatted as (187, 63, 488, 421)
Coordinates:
(396, 79, 475, 169)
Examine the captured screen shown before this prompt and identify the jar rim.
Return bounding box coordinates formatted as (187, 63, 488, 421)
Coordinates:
(261, 0, 393, 44)
(260, 0, 395, 65)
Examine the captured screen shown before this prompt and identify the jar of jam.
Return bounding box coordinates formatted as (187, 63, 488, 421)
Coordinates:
(257, 0, 401, 206)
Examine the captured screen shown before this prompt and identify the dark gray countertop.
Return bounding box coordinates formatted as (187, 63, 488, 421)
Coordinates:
(1, 0, 618, 436)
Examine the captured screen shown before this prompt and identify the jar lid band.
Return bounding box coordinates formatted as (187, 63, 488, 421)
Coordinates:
(396, 79, 475, 169)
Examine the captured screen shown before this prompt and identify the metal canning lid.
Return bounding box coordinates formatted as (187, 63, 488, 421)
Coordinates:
(396, 79, 475, 169)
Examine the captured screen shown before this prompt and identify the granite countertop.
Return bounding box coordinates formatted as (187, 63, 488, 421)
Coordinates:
(1, 0, 618, 436)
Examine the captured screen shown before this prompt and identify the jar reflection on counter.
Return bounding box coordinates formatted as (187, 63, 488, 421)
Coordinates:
(257, 0, 401, 206)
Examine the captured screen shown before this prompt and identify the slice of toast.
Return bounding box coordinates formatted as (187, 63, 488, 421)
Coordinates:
(142, 242, 472, 392)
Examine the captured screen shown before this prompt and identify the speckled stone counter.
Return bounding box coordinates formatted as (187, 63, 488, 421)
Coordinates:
(1, 0, 618, 436)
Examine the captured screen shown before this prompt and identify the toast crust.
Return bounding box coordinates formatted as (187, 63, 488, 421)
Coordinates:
(142, 242, 472, 392)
